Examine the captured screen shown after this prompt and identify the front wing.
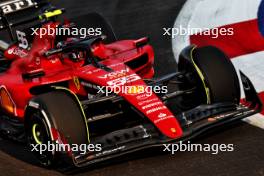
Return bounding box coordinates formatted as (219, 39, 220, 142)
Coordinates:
(64, 71, 262, 168)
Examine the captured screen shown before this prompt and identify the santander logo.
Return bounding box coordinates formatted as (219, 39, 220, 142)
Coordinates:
(158, 113, 167, 118)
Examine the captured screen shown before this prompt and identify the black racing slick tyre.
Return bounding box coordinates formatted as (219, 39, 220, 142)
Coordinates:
(25, 90, 89, 167)
(178, 45, 240, 105)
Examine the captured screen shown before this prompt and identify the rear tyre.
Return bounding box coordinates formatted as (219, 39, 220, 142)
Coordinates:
(178, 45, 240, 107)
(25, 91, 89, 167)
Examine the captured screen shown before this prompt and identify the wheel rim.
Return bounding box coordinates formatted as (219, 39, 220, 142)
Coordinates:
(32, 124, 43, 145)
(27, 111, 54, 166)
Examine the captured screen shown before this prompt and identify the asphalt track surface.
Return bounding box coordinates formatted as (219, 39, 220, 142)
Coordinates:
(1, 0, 264, 176)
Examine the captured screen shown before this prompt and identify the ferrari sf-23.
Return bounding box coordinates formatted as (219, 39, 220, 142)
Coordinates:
(0, 0, 261, 169)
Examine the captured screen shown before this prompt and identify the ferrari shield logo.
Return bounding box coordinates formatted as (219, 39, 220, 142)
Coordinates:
(73, 77, 80, 90)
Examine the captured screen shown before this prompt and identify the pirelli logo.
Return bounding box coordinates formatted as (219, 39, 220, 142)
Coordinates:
(0, 0, 35, 14)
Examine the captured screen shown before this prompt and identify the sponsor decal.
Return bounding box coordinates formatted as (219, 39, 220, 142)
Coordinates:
(7, 47, 27, 57)
(80, 81, 98, 89)
(146, 106, 166, 114)
(138, 98, 159, 106)
(208, 112, 238, 122)
(158, 113, 167, 118)
(98, 68, 129, 79)
(0, 0, 34, 14)
(108, 63, 123, 68)
(154, 112, 174, 124)
(142, 102, 163, 110)
(136, 94, 151, 101)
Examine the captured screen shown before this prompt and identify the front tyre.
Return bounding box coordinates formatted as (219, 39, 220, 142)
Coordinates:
(178, 45, 240, 107)
(26, 110, 55, 167)
(25, 90, 89, 168)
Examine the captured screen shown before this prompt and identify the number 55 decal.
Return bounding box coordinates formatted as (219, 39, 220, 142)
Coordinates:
(16, 30, 28, 49)
(107, 74, 141, 86)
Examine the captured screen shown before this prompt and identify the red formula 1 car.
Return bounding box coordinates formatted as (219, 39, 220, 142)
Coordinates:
(0, 0, 262, 169)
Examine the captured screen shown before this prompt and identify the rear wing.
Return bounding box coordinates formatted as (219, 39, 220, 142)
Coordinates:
(0, 0, 64, 43)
